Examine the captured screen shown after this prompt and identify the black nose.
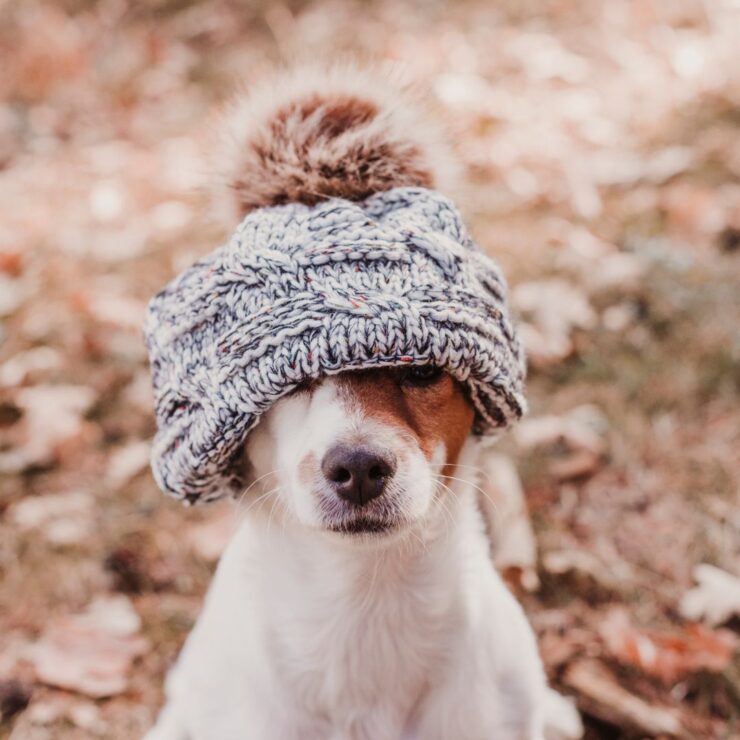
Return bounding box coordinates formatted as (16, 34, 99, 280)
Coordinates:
(321, 445, 397, 506)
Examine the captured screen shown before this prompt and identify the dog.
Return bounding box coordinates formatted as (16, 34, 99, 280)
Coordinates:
(144, 65, 581, 740)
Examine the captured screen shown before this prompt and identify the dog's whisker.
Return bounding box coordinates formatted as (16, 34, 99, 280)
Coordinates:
(445, 462, 491, 486)
(440, 473, 490, 500)
(438, 475, 502, 540)
(233, 471, 283, 527)
(434, 481, 459, 538)
(264, 488, 284, 536)
(443, 472, 500, 522)
(234, 468, 282, 509)
(404, 523, 429, 555)
(234, 487, 280, 530)
(435, 478, 459, 499)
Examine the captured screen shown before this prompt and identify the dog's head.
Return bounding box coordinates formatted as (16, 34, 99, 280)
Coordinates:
(244, 367, 475, 539)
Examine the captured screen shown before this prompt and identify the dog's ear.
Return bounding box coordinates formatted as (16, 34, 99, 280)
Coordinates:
(209, 63, 457, 223)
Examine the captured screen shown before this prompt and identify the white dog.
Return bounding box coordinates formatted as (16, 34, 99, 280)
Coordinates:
(145, 66, 581, 740)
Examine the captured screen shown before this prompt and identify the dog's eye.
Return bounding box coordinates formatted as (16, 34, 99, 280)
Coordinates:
(402, 365, 444, 387)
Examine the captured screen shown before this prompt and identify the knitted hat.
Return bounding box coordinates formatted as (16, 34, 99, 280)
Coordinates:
(145, 66, 526, 504)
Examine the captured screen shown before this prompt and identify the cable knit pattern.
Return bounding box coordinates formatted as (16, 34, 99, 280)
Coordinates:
(145, 187, 526, 504)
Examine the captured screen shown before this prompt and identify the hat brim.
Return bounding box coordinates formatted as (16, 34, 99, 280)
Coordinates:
(151, 296, 525, 504)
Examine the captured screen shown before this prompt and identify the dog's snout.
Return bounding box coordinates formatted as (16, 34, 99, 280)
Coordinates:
(321, 445, 397, 506)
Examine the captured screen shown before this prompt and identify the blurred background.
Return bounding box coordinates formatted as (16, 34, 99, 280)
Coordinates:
(0, 0, 738, 737)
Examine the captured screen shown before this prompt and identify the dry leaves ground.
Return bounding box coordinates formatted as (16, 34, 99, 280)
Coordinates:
(0, 1, 739, 738)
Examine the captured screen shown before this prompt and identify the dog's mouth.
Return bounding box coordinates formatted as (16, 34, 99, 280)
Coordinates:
(326, 516, 396, 535)
(318, 491, 405, 537)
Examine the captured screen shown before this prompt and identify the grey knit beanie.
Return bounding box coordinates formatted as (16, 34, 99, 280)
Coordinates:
(144, 67, 526, 504)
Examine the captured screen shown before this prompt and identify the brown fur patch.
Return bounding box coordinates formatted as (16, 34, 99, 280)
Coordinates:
(337, 369, 474, 471)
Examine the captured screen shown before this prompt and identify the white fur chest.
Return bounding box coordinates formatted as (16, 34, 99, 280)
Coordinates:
(250, 517, 466, 736)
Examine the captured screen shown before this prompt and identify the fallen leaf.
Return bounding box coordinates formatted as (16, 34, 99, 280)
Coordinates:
(24, 695, 107, 735)
(518, 405, 607, 451)
(662, 182, 727, 240)
(517, 322, 573, 369)
(564, 659, 683, 737)
(10, 490, 94, 545)
(27, 595, 148, 698)
(537, 622, 592, 670)
(680, 564, 740, 627)
(642, 146, 694, 184)
(0, 347, 63, 387)
(548, 450, 601, 481)
(78, 291, 146, 331)
(0, 385, 97, 473)
(106, 439, 151, 490)
(599, 607, 738, 684)
(543, 549, 623, 591)
(0, 275, 28, 316)
(24, 699, 65, 725)
(88, 179, 127, 222)
(512, 280, 597, 367)
(601, 302, 636, 332)
(554, 227, 646, 294)
(121, 370, 154, 413)
(588, 252, 646, 293)
(67, 700, 106, 735)
(10, 490, 93, 530)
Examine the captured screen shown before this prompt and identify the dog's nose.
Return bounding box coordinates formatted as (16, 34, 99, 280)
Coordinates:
(321, 444, 397, 506)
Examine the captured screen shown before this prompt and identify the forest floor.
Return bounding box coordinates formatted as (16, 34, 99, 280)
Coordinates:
(0, 1, 738, 738)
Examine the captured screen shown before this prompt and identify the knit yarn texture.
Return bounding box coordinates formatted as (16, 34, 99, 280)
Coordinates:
(145, 187, 526, 504)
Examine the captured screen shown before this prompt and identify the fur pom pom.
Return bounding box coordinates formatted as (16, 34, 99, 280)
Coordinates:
(211, 64, 453, 221)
